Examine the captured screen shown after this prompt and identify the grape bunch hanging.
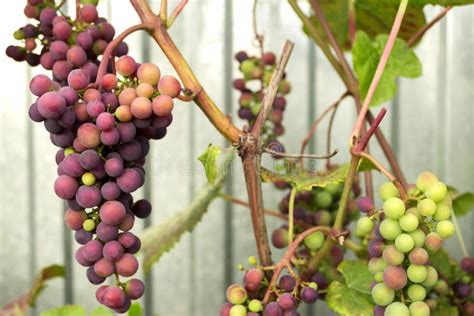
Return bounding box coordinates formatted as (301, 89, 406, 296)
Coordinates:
(7, 0, 182, 312)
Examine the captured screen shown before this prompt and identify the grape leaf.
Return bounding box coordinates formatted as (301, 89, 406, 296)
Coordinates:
(127, 304, 142, 316)
(0, 265, 65, 316)
(432, 298, 460, 316)
(326, 281, 374, 316)
(40, 306, 85, 316)
(352, 31, 422, 107)
(355, 2, 426, 44)
(337, 260, 373, 294)
(90, 306, 113, 316)
(452, 192, 474, 216)
(429, 249, 463, 283)
(198, 145, 222, 185)
(140, 151, 235, 272)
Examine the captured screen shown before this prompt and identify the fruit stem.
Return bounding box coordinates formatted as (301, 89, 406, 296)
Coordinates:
(166, 0, 188, 29)
(450, 207, 470, 258)
(288, 187, 297, 243)
(407, 6, 452, 47)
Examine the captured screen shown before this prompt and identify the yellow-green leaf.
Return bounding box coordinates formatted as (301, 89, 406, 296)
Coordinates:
(326, 281, 373, 316)
(198, 145, 222, 185)
(337, 260, 373, 294)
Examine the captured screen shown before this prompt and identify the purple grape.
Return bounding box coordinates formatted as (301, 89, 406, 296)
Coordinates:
(131, 199, 152, 219)
(67, 199, 82, 211)
(454, 282, 472, 299)
(101, 182, 121, 201)
(75, 247, 93, 267)
(103, 240, 124, 262)
(75, 229, 93, 245)
(300, 286, 318, 304)
(219, 303, 232, 316)
(278, 293, 296, 310)
(126, 238, 141, 254)
(49, 41, 69, 60)
(52, 21, 72, 41)
(118, 140, 142, 161)
(76, 32, 93, 49)
(57, 108, 76, 129)
(26, 53, 41, 66)
(94, 258, 115, 278)
(37, 91, 66, 119)
(60, 153, 84, 177)
(54, 175, 78, 199)
(53, 60, 73, 81)
(115, 253, 139, 277)
(368, 239, 385, 258)
(59, 86, 78, 106)
(100, 201, 126, 226)
(102, 92, 119, 110)
(40, 52, 54, 69)
(30, 74, 52, 97)
(44, 118, 63, 133)
(104, 157, 124, 177)
(39, 8, 57, 25)
(83, 239, 104, 262)
(87, 266, 106, 285)
(82, 62, 99, 80)
(51, 131, 75, 148)
(118, 232, 138, 249)
(76, 185, 101, 208)
(68, 69, 90, 90)
(118, 193, 134, 208)
(87, 100, 105, 117)
(96, 112, 115, 131)
(96, 222, 118, 242)
(64, 209, 86, 231)
(29, 103, 45, 122)
(117, 168, 143, 193)
(119, 213, 135, 231)
(357, 196, 374, 213)
(117, 122, 136, 142)
(124, 279, 145, 300)
(114, 297, 131, 313)
(80, 5, 98, 23)
(264, 302, 283, 316)
(461, 257, 474, 275)
(374, 306, 385, 316)
(116, 42, 129, 57)
(79, 149, 100, 170)
(67, 46, 87, 67)
(279, 275, 296, 292)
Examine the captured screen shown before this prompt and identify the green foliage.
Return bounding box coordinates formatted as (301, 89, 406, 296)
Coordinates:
(366, 0, 473, 5)
(40, 305, 86, 316)
(89, 307, 113, 316)
(352, 31, 422, 106)
(198, 145, 222, 185)
(326, 281, 374, 316)
(337, 260, 373, 294)
(432, 298, 460, 316)
(127, 304, 143, 316)
(0, 265, 65, 316)
(429, 249, 463, 283)
(140, 151, 234, 272)
(452, 192, 474, 216)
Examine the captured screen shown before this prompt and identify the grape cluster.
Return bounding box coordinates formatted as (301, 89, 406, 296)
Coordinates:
(233, 51, 290, 147)
(9, 0, 182, 312)
(220, 264, 319, 315)
(6, 0, 127, 77)
(356, 172, 456, 315)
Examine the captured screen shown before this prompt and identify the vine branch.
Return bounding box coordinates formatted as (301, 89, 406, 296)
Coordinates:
(407, 6, 452, 47)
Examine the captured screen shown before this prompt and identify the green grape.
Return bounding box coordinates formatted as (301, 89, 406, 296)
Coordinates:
(371, 283, 395, 306)
(434, 203, 451, 221)
(64, 147, 75, 156)
(380, 219, 402, 240)
(248, 256, 257, 265)
(406, 207, 422, 221)
(240, 60, 256, 77)
(382, 245, 404, 266)
(416, 171, 438, 191)
(436, 220, 455, 239)
(399, 213, 419, 232)
(407, 265, 427, 283)
(374, 271, 384, 282)
(324, 183, 341, 196)
(368, 257, 387, 274)
(226, 284, 247, 305)
(379, 182, 399, 200)
(230, 305, 246, 316)
(407, 284, 426, 301)
(417, 198, 436, 217)
(248, 299, 262, 312)
(303, 231, 325, 251)
(409, 301, 430, 316)
(434, 279, 449, 294)
(82, 172, 96, 186)
(308, 282, 318, 290)
(83, 219, 96, 232)
(356, 216, 374, 234)
(385, 302, 410, 316)
(425, 181, 447, 202)
(421, 266, 438, 287)
(383, 197, 406, 219)
(395, 233, 415, 253)
(424, 232, 443, 253)
(409, 229, 426, 248)
(314, 191, 333, 209)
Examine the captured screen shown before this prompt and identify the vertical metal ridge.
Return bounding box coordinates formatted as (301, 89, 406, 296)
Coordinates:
(390, 81, 400, 160)
(437, 17, 449, 180)
(223, 0, 235, 294)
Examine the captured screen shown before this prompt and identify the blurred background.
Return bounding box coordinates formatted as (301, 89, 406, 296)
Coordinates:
(0, 0, 473, 315)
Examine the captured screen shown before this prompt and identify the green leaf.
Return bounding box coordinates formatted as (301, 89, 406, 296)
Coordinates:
(452, 192, 474, 217)
(198, 145, 222, 185)
(432, 298, 460, 316)
(141, 150, 235, 272)
(128, 303, 142, 316)
(0, 265, 65, 316)
(90, 306, 113, 316)
(326, 281, 374, 316)
(355, 2, 426, 44)
(40, 306, 85, 316)
(304, 1, 351, 51)
(352, 31, 422, 106)
(430, 249, 463, 283)
(337, 260, 373, 295)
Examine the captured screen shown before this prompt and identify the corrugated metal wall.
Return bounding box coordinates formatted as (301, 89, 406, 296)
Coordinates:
(0, 1, 473, 315)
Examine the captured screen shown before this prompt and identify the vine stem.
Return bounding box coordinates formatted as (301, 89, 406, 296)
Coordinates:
(305, 0, 409, 274)
(264, 147, 337, 160)
(95, 23, 153, 86)
(450, 208, 470, 258)
(351, 0, 409, 141)
(262, 226, 332, 305)
(166, 0, 188, 28)
(76, 0, 81, 20)
(252, 0, 264, 55)
(288, 188, 297, 243)
(159, 0, 167, 22)
(407, 6, 452, 47)
(130, 0, 243, 143)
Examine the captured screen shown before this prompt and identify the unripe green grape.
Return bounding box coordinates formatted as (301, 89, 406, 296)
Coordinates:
(416, 171, 438, 192)
(409, 301, 430, 316)
(314, 191, 333, 209)
(434, 203, 451, 221)
(399, 213, 419, 232)
(436, 220, 455, 239)
(385, 302, 410, 316)
(368, 257, 387, 274)
(64, 147, 75, 156)
(240, 60, 256, 77)
(324, 183, 341, 196)
(417, 198, 436, 217)
(425, 299, 437, 311)
(380, 219, 402, 240)
(409, 229, 426, 248)
(226, 284, 247, 305)
(407, 265, 427, 283)
(406, 207, 422, 221)
(407, 284, 426, 301)
(81, 172, 96, 186)
(229, 305, 246, 316)
(83, 219, 96, 231)
(425, 181, 447, 202)
(308, 282, 318, 290)
(462, 275, 471, 284)
(383, 197, 406, 219)
(356, 216, 374, 235)
(248, 299, 262, 312)
(303, 231, 325, 251)
(248, 256, 257, 266)
(379, 182, 399, 200)
(374, 271, 383, 282)
(421, 266, 438, 287)
(382, 245, 404, 266)
(13, 30, 25, 40)
(371, 283, 395, 306)
(433, 279, 448, 294)
(424, 232, 442, 253)
(395, 234, 415, 253)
